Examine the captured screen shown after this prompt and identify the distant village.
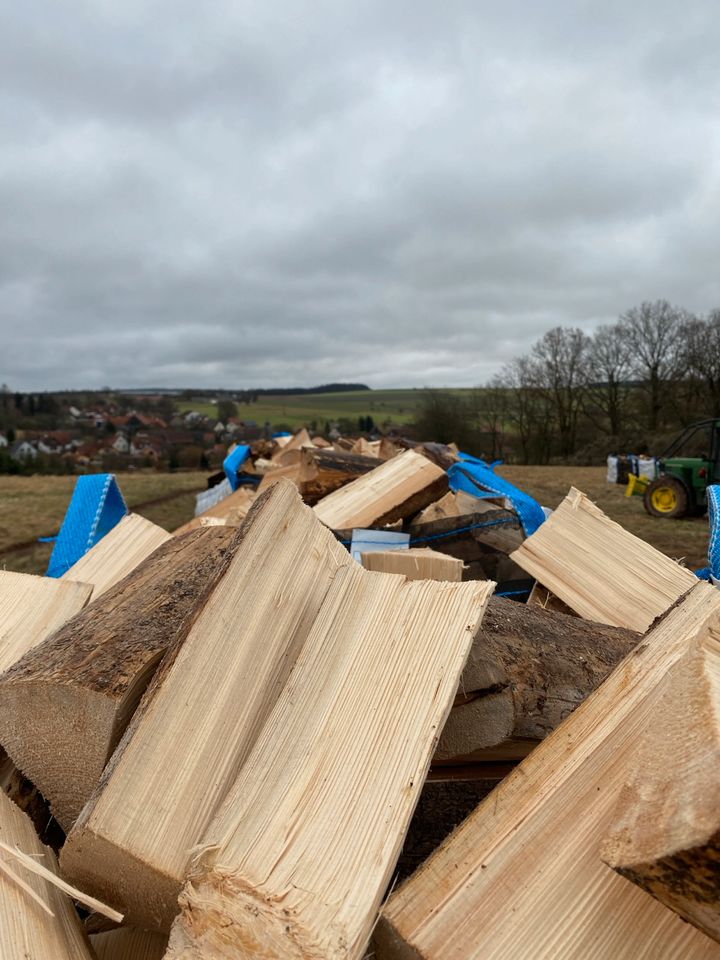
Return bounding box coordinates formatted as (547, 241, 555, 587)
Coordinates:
(0, 389, 281, 475)
(0, 385, 375, 475)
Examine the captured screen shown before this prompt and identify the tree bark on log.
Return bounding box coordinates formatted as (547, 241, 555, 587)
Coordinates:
(0, 526, 238, 830)
(61, 481, 352, 932)
(434, 596, 640, 762)
(376, 584, 720, 960)
(298, 448, 380, 505)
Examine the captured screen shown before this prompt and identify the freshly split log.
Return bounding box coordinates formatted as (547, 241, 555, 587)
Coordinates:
(434, 596, 640, 762)
(361, 547, 464, 581)
(62, 514, 171, 598)
(333, 437, 355, 451)
(349, 437, 379, 457)
(413, 489, 505, 524)
(511, 486, 696, 631)
(298, 448, 379, 505)
(395, 440, 458, 470)
(270, 427, 310, 461)
(376, 583, 720, 960)
(276, 447, 303, 465)
(166, 567, 494, 960)
(313, 449, 447, 530)
(0, 526, 237, 830)
(0, 791, 95, 960)
(602, 627, 720, 942)
(61, 481, 351, 931)
(378, 437, 399, 460)
(256, 461, 302, 494)
(91, 928, 168, 960)
(173, 486, 255, 536)
(0, 570, 92, 673)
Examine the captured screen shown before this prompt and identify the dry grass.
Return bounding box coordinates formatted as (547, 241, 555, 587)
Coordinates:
(499, 465, 709, 571)
(0, 473, 206, 576)
(0, 466, 709, 577)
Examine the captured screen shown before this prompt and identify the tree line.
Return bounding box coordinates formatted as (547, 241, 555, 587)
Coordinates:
(414, 300, 720, 464)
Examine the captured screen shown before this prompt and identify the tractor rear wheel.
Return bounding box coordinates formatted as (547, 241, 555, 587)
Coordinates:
(644, 476, 689, 519)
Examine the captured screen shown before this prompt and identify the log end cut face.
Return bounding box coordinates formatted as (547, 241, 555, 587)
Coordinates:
(167, 873, 351, 960)
(0, 681, 118, 830)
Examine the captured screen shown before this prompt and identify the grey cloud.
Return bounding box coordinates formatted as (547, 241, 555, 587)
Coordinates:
(2, 0, 720, 390)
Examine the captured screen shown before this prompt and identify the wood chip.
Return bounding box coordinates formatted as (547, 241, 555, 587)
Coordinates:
(361, 547, 464, 581)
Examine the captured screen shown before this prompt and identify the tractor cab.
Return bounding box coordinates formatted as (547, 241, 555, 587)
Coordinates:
(644, 419, 720, 518)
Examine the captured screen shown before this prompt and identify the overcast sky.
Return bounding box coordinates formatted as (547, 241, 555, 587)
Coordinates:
(2, 1, 719, 391)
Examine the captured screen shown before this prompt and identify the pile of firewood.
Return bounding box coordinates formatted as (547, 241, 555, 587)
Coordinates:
(0, 431, 717, 959)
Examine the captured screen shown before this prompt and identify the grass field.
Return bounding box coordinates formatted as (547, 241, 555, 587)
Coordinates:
(499, 465, 708, 570)
(177, 389, 476, 430)
(0, 465, 709, 577)
(0, 472, 207, 576)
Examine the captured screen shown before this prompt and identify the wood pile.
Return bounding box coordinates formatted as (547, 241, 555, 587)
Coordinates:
(1, 433, 718, 958)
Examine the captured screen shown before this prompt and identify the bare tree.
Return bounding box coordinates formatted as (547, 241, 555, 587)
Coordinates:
(496, 358, 555, 463)
(618, 300, 687, 432)
(683, 310, 720, 416)
(469, 385, 508, 460)
(530, 326, 590, 458)
(583, 323, 632, 435)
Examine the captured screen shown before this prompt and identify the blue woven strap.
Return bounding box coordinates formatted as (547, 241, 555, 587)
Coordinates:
(698, 484, 720, 580)
(223, 445, 251, 491)
(46, 474, 128, 578)
(447, 459, 546, 537)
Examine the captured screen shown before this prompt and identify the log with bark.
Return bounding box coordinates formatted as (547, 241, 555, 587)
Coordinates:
(434, 596, 640, 763)
(0, 526, 237, 830)
(60, 481, 351, 931)
(298, 448, 380, 505)
(375, 583, 720, 960)
(401, 508, 524, 582)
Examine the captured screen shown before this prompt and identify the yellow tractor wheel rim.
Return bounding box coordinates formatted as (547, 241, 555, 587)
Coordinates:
(651, 485, 678, 513)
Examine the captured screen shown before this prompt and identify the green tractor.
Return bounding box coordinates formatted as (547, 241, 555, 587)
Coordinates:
(643, 419, 720, 519)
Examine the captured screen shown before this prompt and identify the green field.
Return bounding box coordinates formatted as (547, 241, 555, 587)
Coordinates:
(177, 388, 475, 430)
